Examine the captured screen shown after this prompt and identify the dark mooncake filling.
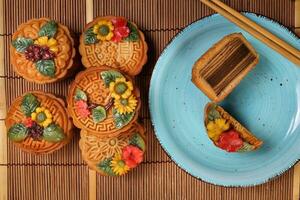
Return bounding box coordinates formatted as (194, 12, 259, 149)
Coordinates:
(200, 38, 256, 95)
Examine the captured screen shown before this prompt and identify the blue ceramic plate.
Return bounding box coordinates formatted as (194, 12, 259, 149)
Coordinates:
(149, 13, 300, 186)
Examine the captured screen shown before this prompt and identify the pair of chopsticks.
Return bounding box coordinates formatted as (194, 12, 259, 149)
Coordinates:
(201, 0, 300, 66)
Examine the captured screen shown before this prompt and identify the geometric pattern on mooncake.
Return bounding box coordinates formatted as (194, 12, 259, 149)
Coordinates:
(79, 122, 146, 176)
(5, 91, 73, 154)
(67, 66, 141, 137)
(10, 18, 76, 83)
(79, 16, 148, 76)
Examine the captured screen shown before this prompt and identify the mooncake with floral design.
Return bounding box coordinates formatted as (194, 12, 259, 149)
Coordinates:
(79, 122, 146, 176)
(204, 103, 263, 152)
(67, 66, 141, 137)
(5, 91, 73, 154)
(10, 18, 76, 83)
(79, 16, 148, 76)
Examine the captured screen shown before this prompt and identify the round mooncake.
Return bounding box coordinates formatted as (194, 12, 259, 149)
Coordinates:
(79, 122, 146, 176)
(10, 18, 76, 83)
(67, 66, 141, 137)
(79, 16, 148, 76)
(5, 91, 73, 154)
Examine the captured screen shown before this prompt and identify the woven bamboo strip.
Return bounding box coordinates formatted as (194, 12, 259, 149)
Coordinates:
(85, 1, 97, 200)
(293, 2, 300, 199)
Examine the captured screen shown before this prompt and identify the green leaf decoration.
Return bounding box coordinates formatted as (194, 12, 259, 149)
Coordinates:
(84, 27, 99, 45)
(38, 20, 58, 38)
(74, 88, 87, 101)
(12, 37, 33, 53)
(92, 106, 107, 123)
(129, 133, 146, 151)
(42, 124, 65, 142)
(237, 142, 255, 152)
(100, 70, 124, 87)
(21, 93, 40, 117)
(207, 104, 221, 121)
(35, 59, 56, 77)
(113, 108, 134, 129)
(124, 22, 139, 42)
(8, 123, 28, 142)
(97, 157, 116, 176)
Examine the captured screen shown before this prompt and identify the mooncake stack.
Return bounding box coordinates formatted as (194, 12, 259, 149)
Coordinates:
(67, 16, 148, 176)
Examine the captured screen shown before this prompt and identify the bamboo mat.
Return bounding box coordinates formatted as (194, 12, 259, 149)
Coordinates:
(1, 0, 299, 199)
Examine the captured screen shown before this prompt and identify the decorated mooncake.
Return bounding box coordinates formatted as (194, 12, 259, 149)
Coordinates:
(5, 92, 73, 154)
(204, 103, 263, 152)
(67, 66, 141, 137)
(79, 122, 146, 176)
(79, 16, 148, 76)
(10, 18, 76, 83)
(192, 33, 259, 102)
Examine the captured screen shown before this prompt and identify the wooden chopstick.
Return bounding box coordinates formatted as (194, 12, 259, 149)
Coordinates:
(201, 0, 300, 66)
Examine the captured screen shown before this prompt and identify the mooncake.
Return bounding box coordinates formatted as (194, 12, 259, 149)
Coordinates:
(5, 91, 73, 154)
(79, 122, 146, 176)
(67, 66, 141, 137)
(10, 18, 76, 83)
(79, 16, 148, 76)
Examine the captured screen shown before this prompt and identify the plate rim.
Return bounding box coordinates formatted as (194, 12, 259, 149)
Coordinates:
(148, 12, 300, 187)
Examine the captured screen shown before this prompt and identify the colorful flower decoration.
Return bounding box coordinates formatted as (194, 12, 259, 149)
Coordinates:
(74, 70, 138, 129)
(75, 100, 91, 118)
(110, 153, 130, 175)
(113, 95, 137, 114)
(34, 36, 58, 53)
(84, 17, 140, 45)
(31, 106, 53, 127)
(11, 20, 58, 77)
(206, 118, 229, 142)
(109, 77, 133, 100)
(93, 20, 114, 41)
(121, 145, 143, 168)
(216, 130, 244, 152)
(111, 18, 130, 42)
(96, 133, 145, 176)
(7, 93, 65, 143)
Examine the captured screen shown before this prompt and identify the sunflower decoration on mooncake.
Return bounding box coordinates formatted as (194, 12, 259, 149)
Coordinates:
(5, 92, 73, 154)
(79, 123, 146, 176)
(67, 66, 141, 137)
(204, 103, 263, 152)
(79, 16, 148, 76)
(10, 18, 76, 83)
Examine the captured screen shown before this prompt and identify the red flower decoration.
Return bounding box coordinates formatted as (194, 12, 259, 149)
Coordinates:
(216, 130, 243, 152)
(111, 18, 130, 42)
(75, 100, 90, 118)
(23, 117, 34, 128)
(122, 145, 144, 168)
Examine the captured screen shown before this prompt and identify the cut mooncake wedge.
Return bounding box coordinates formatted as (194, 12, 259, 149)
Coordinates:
(192, 33, 259, 102)
(204, 103, 263, 152)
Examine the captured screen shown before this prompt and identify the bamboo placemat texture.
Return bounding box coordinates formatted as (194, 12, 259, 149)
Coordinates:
(0, 0, 299, 199)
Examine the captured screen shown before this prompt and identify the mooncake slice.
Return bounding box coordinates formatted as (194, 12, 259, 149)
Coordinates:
(5, 91, 73, 154)
(192, 33, 259, 102)
(79, 122, 146, 176)
(204, 103, 263, 152)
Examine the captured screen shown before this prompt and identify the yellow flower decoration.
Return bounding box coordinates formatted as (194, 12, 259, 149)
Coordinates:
(114, 95, 137, 114)
(110, 153, 129, 176)
(34, 36, 59, 53)
(93, 20, 114, 41)
(109, 77, 133, 100)
(206, 118, 230, 142)
(31, 106, 53, 127)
